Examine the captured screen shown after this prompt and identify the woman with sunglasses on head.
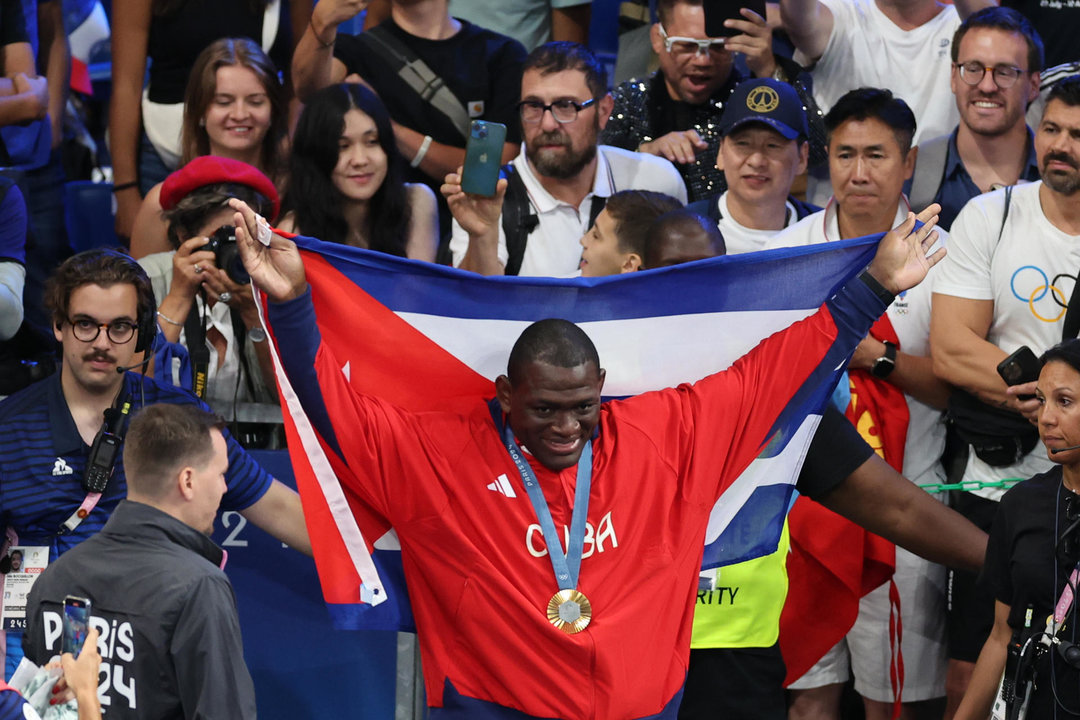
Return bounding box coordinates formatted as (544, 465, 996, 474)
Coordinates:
(956, 339, 1080, 720)
(129, 37, 289, 259)
(277, 83, 438, 261)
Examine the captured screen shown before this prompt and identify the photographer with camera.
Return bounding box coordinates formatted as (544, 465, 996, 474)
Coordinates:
(955, 339, 1080, 720)
(139, 157, 279, 413)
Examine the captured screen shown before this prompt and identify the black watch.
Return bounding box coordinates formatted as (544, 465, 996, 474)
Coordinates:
(870, 341, 897, 379)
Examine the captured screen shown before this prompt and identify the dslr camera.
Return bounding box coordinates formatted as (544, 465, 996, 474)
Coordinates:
(204, 225, 249, 285)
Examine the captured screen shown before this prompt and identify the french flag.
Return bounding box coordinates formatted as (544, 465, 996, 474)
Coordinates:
(262, 234, 880, 632)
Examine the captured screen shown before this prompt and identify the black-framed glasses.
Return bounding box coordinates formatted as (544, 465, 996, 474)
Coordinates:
(66, 317, 137, 344)
(518, 98, 597, 124)
(954, 61, 1027, 88)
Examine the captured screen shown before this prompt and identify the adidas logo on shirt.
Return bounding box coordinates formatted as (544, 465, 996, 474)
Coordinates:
(52, 458, 74, 476)
(486, 474, 516, 498)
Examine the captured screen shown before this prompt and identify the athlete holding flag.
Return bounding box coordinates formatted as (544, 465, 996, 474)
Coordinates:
(231, 198, 944, 720)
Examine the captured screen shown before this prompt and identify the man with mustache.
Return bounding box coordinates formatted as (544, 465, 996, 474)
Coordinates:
(0, 249, 310, 674)
(445, 42, 687, 277)
(907, 7, 1043, 230)
(931, 74, 1080, 716)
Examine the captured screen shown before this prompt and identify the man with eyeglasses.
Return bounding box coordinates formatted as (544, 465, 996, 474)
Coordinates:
(0, 248, 311, 675)
(601, 0, 803, 202)
(781, 0, 961, 150)
(931, 74, 1080, 718)
(445, 42, 686, 277)
(907, 7, 1043, 231)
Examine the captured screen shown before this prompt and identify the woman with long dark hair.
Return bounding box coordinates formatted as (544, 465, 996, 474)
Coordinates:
(279, 83, 438, 260)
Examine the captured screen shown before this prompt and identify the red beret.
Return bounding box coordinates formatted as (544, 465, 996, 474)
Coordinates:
(159, 156, 280, 221)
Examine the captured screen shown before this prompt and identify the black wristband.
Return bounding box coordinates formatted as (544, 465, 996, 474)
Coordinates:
(857, 269, 895, 305)
(112, 181, 138, 193)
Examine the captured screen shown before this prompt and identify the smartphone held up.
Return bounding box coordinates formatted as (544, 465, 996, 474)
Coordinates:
(63, 595, 91, 658)
(461, 120, 507, 197)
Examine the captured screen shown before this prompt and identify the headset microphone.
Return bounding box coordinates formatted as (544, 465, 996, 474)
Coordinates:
(1051, 443, 1080, 454)
(115, 355, 152, 374)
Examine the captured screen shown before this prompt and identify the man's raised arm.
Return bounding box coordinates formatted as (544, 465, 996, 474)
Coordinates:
(780, 0, 834, 62)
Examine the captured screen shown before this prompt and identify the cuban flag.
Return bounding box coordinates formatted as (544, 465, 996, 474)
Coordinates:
(263, 234, 880, 631)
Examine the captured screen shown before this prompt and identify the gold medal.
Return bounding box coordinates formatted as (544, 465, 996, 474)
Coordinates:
(547, 589, 592, 634)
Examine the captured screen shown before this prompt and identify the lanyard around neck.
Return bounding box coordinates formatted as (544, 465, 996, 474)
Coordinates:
(493, 405, 593, 590)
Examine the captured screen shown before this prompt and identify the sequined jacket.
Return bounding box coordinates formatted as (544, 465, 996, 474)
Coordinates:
(601, 71, 741, 202)
(602, 67, 827, 203)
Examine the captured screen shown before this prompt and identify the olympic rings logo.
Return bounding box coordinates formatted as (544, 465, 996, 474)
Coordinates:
(1010, 266, 1076, 323)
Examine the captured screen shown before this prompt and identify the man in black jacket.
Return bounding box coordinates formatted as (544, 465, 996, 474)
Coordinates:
(23, 403, 256, 720)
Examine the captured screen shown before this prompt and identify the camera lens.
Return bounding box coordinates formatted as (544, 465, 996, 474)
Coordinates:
(219, 244, 250, 285)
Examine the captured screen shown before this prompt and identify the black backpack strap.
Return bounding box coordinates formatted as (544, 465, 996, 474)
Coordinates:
(501, 164, 538, 277)
(358, 26, 471, 140)
(1056, 185, 1080, 340)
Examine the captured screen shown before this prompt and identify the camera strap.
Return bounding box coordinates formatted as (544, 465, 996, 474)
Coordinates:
(185, 294, 211, 400)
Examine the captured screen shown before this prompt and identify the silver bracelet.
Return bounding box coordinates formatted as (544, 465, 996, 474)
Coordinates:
(411, 135, 433, 168)
(156, 310, 182, 327)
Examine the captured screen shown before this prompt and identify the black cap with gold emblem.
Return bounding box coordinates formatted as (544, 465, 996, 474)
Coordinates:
(718, 78, 809, 141)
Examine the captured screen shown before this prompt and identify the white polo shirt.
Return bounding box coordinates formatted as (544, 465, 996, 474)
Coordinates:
(450, 144, 687, 277)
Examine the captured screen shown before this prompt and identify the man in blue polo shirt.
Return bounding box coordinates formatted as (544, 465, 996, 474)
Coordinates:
(0, 248, 310, 675)
(906, 7, 1043, 228)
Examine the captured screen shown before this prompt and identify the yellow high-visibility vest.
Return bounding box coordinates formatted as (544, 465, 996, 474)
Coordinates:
(689, 521, 790, 648)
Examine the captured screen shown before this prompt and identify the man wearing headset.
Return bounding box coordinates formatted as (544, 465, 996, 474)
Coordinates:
(0, 248, 309, 676)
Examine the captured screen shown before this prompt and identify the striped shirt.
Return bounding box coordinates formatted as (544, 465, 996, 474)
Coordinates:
(0, 371, 272, 560)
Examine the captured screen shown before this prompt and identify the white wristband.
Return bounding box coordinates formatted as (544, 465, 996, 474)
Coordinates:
(411, 135, 433, 168)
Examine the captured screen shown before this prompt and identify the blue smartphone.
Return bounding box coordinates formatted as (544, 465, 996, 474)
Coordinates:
(461, 120, 507, 197)
(63, 595, 91, 657)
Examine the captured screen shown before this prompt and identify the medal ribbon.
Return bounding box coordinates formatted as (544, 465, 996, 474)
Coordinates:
(499, 418, 592, 591)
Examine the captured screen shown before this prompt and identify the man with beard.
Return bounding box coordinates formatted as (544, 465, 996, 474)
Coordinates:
(907, 8, 1043, 230)
(931, 74, 1080, 716)
(445, 42, 687, 277)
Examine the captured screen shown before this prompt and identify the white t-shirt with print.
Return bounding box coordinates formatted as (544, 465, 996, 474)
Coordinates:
(934, 181, 1078, 499)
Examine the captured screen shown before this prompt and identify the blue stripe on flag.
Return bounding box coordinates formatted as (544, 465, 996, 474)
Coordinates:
(702, 484, 796, 569)
(294, 234, 880, 320)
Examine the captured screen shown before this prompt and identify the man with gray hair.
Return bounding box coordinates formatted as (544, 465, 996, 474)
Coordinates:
(23, 403, 256, 720)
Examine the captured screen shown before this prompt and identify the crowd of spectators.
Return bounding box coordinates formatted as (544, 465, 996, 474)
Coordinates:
(2, 0, 1080, 717)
